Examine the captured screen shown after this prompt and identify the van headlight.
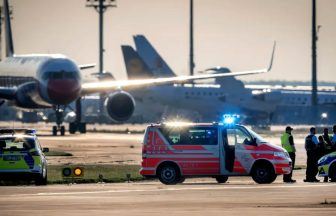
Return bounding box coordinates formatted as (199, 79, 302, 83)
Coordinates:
(274, 151, 288, 158)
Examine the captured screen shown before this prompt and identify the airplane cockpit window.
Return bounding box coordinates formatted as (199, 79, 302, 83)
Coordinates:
(42, 71, 78, 80)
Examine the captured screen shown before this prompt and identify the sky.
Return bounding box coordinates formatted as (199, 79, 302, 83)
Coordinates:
(5, 0, 336, 82)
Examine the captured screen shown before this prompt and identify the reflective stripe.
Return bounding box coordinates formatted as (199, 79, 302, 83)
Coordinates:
(281, 133, 294, 153)
(0, 169, 41, 173)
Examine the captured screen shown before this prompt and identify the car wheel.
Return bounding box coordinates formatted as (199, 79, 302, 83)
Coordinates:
(329, 162, 336, 182)
(35, 165, 47, 186)
(252, 163, 276, 184)
(215, 176, 229, 183)
(158, 164, 180, 185)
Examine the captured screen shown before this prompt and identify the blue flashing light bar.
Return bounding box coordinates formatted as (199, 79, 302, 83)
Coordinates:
(222, 114, 240, 125)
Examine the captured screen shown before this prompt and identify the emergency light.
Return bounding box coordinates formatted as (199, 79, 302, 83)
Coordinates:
(222, 114, 240, 124)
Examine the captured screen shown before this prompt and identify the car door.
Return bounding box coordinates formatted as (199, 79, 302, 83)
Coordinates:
(221, 126, 255, 175)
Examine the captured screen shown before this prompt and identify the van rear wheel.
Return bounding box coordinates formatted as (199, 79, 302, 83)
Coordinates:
(177, 176, 186, 184)
(215, 176, 228, 183)
(158, 164, 180, 185)
(252, 163, 276, 184)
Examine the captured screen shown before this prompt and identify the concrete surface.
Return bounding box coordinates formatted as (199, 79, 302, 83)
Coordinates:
(0, 172, 335, 216)
(1, 127, 335, 215)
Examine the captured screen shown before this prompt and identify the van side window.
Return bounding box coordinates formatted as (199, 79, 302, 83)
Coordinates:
(160, 127, 218, 145)
(189, 128, 218, 145)
(226, 127, 252, 146)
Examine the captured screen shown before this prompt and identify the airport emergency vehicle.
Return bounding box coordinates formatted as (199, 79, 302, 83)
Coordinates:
(140, 119, 292, 184)
(318, 151, 336, 181)
(0, 129, 48, 185)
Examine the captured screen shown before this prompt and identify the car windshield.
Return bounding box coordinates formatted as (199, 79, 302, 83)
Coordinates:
(244, 126, 268, 144)
(0, 137, 36, 151)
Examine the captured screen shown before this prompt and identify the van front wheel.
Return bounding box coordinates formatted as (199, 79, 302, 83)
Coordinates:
(215, 176, 228, 183)
(158, 165, 180, 185)
(251, 163, 276, 184)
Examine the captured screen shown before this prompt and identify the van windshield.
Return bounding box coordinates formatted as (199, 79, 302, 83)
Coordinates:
(244, 127, 268, 143)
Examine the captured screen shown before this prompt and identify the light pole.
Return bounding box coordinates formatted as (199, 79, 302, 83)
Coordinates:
(86, 0, 116, 121)
(0, 5, 13, 62)
(189, 0, 195, 77)
(86, 0, 116, 75)
(311, 0, 317, 107)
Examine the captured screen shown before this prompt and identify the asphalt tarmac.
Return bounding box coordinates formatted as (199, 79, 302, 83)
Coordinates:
(0, 170, 335, 216)
(1, 128, 335, 215)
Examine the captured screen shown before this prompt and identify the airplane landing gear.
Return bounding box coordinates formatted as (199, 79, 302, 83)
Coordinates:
(69, 98, 86, 134)
(52, 106, 66, 136)
(52, 99, 86, 136)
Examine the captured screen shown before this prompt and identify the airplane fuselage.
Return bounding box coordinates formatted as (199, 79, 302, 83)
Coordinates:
(0, 54, 81, 109)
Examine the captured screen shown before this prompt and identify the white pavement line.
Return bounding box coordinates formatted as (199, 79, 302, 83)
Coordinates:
(11, 184, 336, 197)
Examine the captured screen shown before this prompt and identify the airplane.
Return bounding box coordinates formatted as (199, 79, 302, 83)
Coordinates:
(133, 35, 176, 78)
(0, 0, 273, 135)
(132, 35, 336, 124)
(121, 45, 278, 124)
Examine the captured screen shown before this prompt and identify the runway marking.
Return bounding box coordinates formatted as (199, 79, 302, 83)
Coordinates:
(11, 183, 336, 197)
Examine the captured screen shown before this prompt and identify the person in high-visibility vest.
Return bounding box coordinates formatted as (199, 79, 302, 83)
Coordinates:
(281, 126, 296, 183)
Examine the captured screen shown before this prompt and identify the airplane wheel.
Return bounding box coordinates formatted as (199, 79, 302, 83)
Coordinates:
(69, 123, 76, 134)
(79, 123, 86, 134)
(52, 126, 57, 136)
(60, 126, 65, 136)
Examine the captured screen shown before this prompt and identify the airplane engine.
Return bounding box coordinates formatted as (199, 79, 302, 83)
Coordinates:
(104, 91, 135, 122)
(14, 82, 50, 109)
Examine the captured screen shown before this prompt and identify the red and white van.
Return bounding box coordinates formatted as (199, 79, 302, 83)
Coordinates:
(140, 122, 292, 184)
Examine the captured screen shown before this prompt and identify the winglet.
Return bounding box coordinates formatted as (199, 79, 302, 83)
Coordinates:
(3, 0, 14, 57)
(79, 63, 96, 70)
(267, 41, 276, 72)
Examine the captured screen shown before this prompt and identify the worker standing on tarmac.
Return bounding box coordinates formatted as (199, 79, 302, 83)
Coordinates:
(304, 127, 320, 182)
(331, 125, 336, 150)
(281, 126, 296, 183)
(322, 128, 333, 153)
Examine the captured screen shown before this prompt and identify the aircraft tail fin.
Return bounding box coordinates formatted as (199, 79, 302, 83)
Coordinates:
(3, 0, 14, 57)
(121, 45, 154, 79)
(133, 35, 176, 77)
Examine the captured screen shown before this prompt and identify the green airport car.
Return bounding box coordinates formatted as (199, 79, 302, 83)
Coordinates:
(318, 151, 336, 181)
(0, 129, 49, 185)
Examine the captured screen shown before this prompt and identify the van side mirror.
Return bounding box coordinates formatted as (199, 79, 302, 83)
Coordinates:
(42, 148, 49, 153)
(251, 138, 257, 146)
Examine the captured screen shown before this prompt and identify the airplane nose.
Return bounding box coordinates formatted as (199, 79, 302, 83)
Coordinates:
(47, 79, 81, 105)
